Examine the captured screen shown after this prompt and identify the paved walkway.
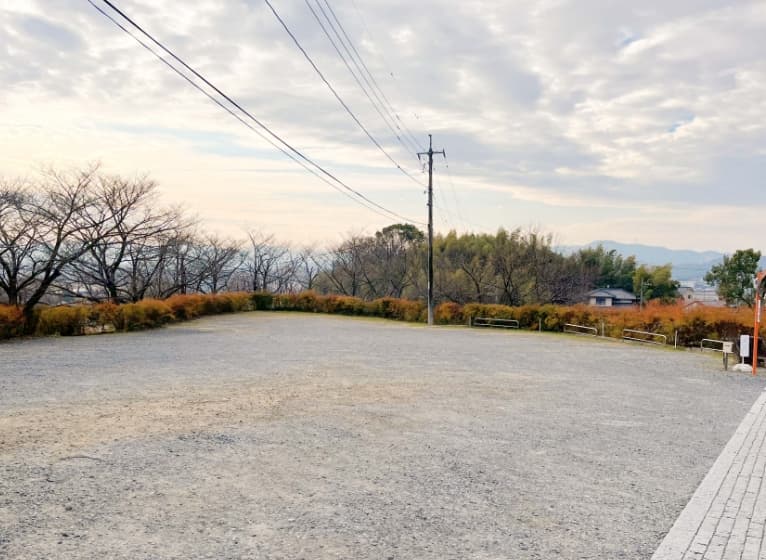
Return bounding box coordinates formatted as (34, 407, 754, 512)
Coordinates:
(653, 390, 766, 559)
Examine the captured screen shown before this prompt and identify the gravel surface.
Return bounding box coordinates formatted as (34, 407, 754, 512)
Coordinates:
(1, 312, 764, 559)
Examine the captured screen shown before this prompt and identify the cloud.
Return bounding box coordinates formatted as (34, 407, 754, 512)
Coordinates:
(0, 0, 764, 251)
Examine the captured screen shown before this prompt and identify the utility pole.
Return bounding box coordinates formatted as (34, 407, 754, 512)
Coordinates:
(418, 134, 445, 326)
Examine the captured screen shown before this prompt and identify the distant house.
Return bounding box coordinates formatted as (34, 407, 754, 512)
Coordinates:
(586, 288, 638, 307)
(678, 284, 724, 307)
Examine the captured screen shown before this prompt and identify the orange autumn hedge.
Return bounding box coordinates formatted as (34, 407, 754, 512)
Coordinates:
(264, 292, 426, 322)
(0, 291, 760, 346)
(456, 300, 755, 346)
(0, 292, 254, 339)
(0, 305, 25, 339)
(255, 291, 759, 346)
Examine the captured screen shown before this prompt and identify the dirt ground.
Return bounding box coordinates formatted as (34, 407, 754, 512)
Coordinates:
(1, 312, 764, 559)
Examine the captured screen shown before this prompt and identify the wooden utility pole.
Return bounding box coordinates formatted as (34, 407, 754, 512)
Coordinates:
(418, 134, 445, 326)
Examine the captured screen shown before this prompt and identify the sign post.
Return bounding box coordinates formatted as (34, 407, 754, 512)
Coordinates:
(741, 334, 751, 363)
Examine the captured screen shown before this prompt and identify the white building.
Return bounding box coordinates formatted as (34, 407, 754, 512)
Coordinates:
(678, 284, 724, 307)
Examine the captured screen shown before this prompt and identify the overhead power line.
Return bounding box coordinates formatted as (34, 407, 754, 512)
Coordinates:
(262, 0, 425, 188)
(434, 173, 456, 232)
(304, 0, 420, 159)
(439, 154, 487, 233)
(321, 0, 425, 153)
(88, 0, 423, 226)
(442, 157, 469, 231)
(87, 2, 395, 222)
(348, 0, 427, 147)
(434, 172, 465, 232)
(311, 0, 422, 156)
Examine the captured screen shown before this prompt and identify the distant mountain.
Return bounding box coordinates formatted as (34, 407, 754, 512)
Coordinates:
(558, 240, 765, 283)
(582, 241, 723, 265)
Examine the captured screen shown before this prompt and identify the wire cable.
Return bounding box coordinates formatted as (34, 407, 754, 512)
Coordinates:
(441, 155, 489, 233)
(262, 0, 425, 187)
(87, 1, 394, 221)
(304, 0, 420, 160)
(323, 0, 425, 152)
(89, 0, 424, 226)
(433, 172, 456, 233)
(442, 160, 468, 231)
(348, 0, 427, 149)
(311, 0, 422, 157)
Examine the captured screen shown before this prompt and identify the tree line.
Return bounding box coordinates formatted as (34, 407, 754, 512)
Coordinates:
(0, 167, 294, 320)
(315, 225, 647, 305)
(4, 168, 724, 321)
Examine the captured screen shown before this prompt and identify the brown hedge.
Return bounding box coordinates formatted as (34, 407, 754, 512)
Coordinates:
(1, 292, 759, 346)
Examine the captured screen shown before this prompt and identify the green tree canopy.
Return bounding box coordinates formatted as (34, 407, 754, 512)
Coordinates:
(704, 249, 762, 307)
(633, 264, 679, 304)
(576, 245, 636, 291)
(376, 223, 425, 244)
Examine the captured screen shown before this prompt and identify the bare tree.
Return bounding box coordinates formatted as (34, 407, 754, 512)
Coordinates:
(295, 245, 322, 291)
(149, 230, 198, 298)
(245, 230, 298, 292)
(0, 167, 102, 321)
(367, 224, 423, 298)
(492, 228, 527, 306)
(317, 234, 369, 297)
(57, 174, 187, 303)
(191, 234, 245, 294)
(314, 225, 425, 299)
(0, 182, 35, 304)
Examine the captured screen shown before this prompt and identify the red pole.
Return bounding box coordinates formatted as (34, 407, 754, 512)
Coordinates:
(755, 292, 761, 376)
(754, 272, 766, 376)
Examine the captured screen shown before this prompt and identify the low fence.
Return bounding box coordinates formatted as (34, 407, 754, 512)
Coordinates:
(470, 317, 520, 329)
(700, 338, 733, 353)
(563, 323, 598, 337)
(700, 338, 735, 370)
(623, 328, 667, 346)
(462, 315, 745, 372)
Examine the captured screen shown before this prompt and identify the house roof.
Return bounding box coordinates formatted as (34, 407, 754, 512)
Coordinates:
(587, 288, 637, 300)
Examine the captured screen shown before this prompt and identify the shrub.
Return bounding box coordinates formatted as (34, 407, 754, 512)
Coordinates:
(435, 302, 463, 324)
(115, 299, 173, 331)
(264, 292, 426, 322)
(323, 294, 365, 315)
(34, 303, 126, 336)
(93, 302, 120, 327)
(199, 294, 222, 315)
(35, 305, 89, 336)
(272, 291, 322, 312)
(7, 287, 764, 347)
(165, 294, 204, 321)
(251, 291, 274, 310)
(221, 292, 252, 313)
(375, 297, 424, 322)
(162, 292, 253, 320)
(271, 293, 290, 310)
(141, 299, 174, 325)
(0, 305, 25, 339)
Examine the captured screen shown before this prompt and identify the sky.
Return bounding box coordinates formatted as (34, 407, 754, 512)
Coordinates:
(1, 0, 765, 252)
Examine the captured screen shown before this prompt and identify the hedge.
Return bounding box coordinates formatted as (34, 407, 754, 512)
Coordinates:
(0, 291, 759, 347)
(0, 292, 256, 339)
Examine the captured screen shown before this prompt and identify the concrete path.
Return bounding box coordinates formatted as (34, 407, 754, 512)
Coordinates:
(653, 389, 766, 560)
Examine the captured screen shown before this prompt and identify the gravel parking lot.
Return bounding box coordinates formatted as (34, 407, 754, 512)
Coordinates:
(1, 312, 764, 559)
